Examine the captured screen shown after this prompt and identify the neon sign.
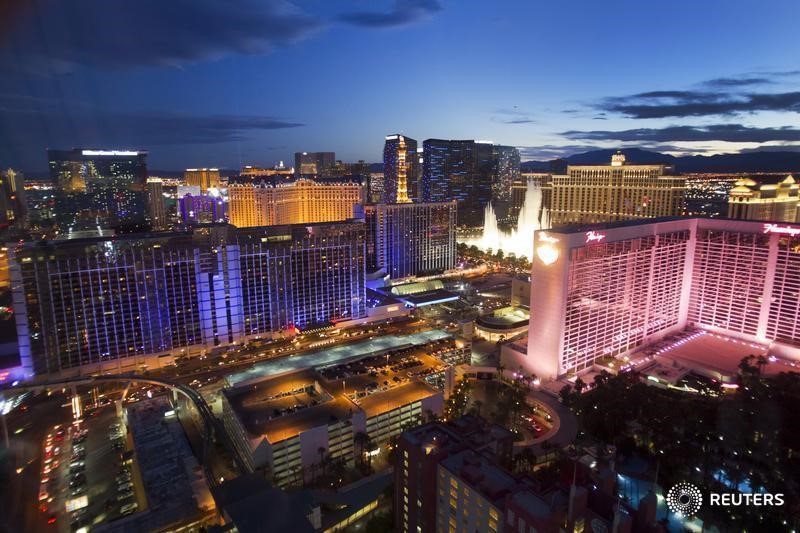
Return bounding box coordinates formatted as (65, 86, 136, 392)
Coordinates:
(585, 231, 606, 243)
(763, 223, 800, 237)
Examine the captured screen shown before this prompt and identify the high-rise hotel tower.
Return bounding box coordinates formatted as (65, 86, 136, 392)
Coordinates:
(512, 217, 800, 379)
(10, 223, 366, 378)
(547, 152, 685, 226)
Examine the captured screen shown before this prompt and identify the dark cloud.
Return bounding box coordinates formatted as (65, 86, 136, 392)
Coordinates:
(339, 0, 441, 28)
(0, 93, 304, 169)
(562, 124, 800, 143)
(702, 77, 773, 88)
(599, 90, 800, 118)
(516, 145, 602, 160)
(492, 107, 535, 124)
(0, 0, 322, 72)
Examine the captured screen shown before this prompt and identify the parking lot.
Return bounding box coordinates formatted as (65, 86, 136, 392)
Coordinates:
(35, 404, 147, 532)
(317, 346, 447, 405)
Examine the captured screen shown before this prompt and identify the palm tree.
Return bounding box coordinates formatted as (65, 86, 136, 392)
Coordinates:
(354, 432, 370, 468)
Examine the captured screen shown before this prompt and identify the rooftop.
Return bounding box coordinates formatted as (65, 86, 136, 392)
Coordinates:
(441, 449, 517, 505)
(225, 349, 444, 443)
(225, 329, 452, 387)
(631, 328, 800, 381)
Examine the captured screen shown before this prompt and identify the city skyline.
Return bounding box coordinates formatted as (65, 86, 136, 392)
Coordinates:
(1, 1, 799, 171)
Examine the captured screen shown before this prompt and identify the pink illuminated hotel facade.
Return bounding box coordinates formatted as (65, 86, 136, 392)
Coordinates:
(508, 217, 800, 380)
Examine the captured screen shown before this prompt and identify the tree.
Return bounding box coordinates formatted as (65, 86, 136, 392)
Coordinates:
(496, 363, 506, 382)
(445, 378, 472, 420)
(559, 384, 573, 406)
(354, 432, 370, 469)
(574, 377, 586, 394)
(514, 447, 537, 474)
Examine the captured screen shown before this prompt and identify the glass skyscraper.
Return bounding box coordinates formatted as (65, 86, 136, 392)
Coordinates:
(421, 140, 518, 226)
(48, 149, 149, 235)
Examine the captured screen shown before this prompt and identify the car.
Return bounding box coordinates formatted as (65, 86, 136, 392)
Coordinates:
(69, 485, 87, 497)
(117, 473, 131, 482)
(117, 491, 134, 502)
(118, 481, 133, 492)
(120, 502, 138, 515)
(47, 514, 57, 524)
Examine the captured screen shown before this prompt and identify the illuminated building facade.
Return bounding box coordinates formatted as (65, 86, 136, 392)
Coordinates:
(547, 152, 685, 226)
(383, 135, 418, 204)
(10, 222, 367, 378)
(394, 418, 513, 533)
(421, 139, 515, 226)
(179, 193, 227, 224)
(294, 152, 335, 177)
(727, 175, 798, 222)
(228, 178, 363, 228)
(491, 145, 521, 222)
(184, 168, 221, 193)
(145, 177, 168, 230)
(0, 168, 27, 227)
(368, 172, 385, 203)
(240, 165, 294, 178)
(48, 149, 149, 234)
(514, 217, 800, 380)
(364, 202, 457, 279)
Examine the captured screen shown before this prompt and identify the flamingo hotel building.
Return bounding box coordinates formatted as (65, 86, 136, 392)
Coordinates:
(506, 217, 800, 380)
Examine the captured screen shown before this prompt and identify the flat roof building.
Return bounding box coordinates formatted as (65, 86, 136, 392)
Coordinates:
(222, 361, 444, 486)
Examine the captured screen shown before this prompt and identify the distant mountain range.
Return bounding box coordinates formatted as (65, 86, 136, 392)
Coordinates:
(28, 148, 796, 179)
(520, 148, 800, 174)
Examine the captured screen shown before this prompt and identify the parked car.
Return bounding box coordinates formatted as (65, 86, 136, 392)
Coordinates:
(120, 502, 138, 515)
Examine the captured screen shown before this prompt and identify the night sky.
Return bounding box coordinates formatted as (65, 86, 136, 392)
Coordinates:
(1, 0, 799, 171)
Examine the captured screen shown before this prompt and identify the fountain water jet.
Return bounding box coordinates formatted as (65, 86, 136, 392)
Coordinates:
(459, 181, 550, 260)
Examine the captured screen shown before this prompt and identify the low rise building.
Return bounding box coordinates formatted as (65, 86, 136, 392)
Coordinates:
(222, 352, 445, 486)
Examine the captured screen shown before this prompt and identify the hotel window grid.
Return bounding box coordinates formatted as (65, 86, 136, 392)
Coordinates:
(688, 230, 769, 336)
(767, 236, 800, 344)
(561, 231, 689, 372)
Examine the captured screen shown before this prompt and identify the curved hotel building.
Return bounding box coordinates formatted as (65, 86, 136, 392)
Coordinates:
(508, 217, 800, 380)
